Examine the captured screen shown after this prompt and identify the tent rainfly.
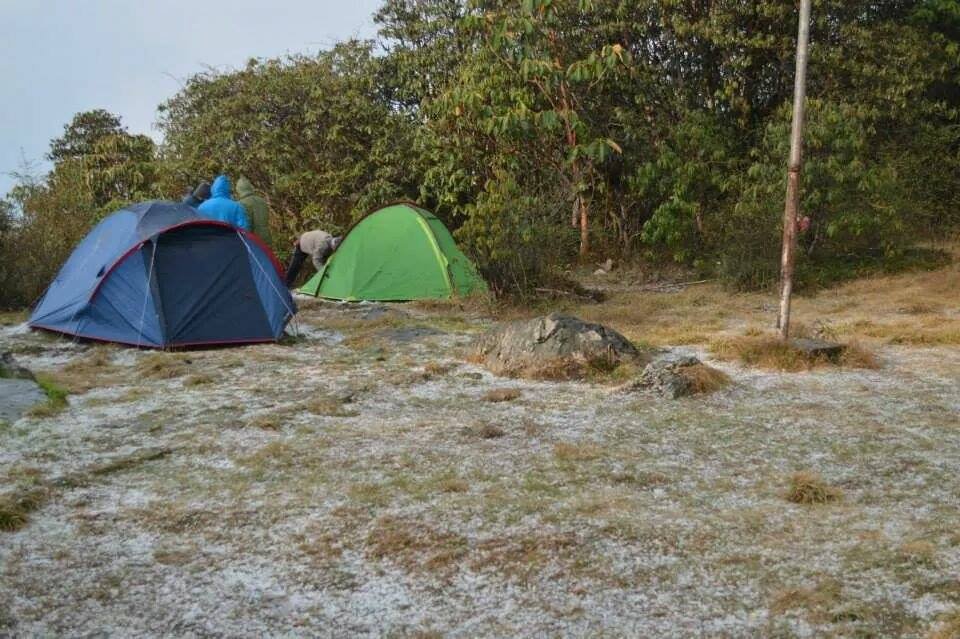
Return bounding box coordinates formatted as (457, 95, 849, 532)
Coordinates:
(299, 202, 487, 301)
(29, 201, 296, 347)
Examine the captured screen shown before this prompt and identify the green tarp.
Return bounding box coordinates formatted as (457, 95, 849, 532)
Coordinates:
(298, 203, 488, 301)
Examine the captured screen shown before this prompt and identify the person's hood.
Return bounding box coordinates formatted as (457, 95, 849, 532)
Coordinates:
(236, 177, 255, 199)
(211, 174, 231, 199)
(192, 181, 211, 201)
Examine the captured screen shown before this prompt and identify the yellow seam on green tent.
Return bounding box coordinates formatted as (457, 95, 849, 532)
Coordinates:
(414, 214, 453, 295)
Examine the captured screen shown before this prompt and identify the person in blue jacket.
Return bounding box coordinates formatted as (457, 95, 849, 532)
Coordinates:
(198, 175, 249, 230)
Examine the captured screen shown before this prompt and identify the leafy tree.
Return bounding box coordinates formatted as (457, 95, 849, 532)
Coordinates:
(47, 109, 125, 163)
(158, 41, 420, 247)
(375, 0, 471, 107)
(445, 0, 633, 257)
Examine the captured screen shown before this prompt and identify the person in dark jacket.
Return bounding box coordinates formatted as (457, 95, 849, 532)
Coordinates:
(235, 177, 272, 245)
(182, 181, 211, 208)
(197, 175, 249, 230)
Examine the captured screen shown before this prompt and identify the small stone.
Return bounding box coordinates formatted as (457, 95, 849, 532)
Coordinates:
(790, 338, 844, 361)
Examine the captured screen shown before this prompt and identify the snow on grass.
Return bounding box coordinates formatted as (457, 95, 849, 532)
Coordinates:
(1, 302, 959, 637)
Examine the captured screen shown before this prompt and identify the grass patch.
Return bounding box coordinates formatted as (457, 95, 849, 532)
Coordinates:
(770, 577, 843, 621)
(303, 395, 359, 418)
(898, 540, 937, 567)
(136, 353, 191, 379)
(931, 608, 960, 639)
(839, 341, 880, 369)
(482, 388, 522, 403)
(348, 482, 391, 507)
(54, 347, 119, 392)
(366, 516, 468, 574)
(183, 373, 216, 387)
(676, 363, 731, 394)
(469, 422, 505, 439)
(423, 361, 456, 377)
(437, 476, 470, 493)
(26, 375, 69, 417)
(472, 531, 578, 580)
(0, 487, 48, 532)
(785, 471, 843, 505)
(712, 336, 823, 371)
(249, 413, 284, 431)
(554, 441, 603, 462)
(712, 335, 879, 372)
(0, 310, 27, 326)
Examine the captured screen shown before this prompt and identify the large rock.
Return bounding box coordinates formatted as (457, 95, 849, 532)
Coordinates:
(0, 353, 44, 423)
(471, 313, 648, 379)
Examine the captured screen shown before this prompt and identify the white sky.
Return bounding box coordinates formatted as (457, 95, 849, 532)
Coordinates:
(0, 0, 382, 195)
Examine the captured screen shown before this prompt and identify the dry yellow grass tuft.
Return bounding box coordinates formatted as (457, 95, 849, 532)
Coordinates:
(785, 472, 843, 505)
(437, 476, 470, 493)
(366, 516, 468, 574)
(471, 531, 578, 580)
(303, 396, 359, 417)
(839, 341, 881, 369)
(54, 347, 119, 392)
(711, 335, 879, 372)
(472, 422, 505, 439)
(930, 608, 960, 639)
(183, 373, 215, 387)
(712, 336, 820, 372)
(770, 577, 843, 620)
(0, 487, 48, 532)
(482, 388, 522, 403)
(554, 441, 603, 462)
(136, 353, 191, 379)
(899, 540, 937, 566)
(423, 361, 456, 377)
(677, 363, 731, 394)
(249, 414, 283, 431)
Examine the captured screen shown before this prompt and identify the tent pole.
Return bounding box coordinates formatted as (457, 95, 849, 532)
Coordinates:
(778, 0, 812, 340)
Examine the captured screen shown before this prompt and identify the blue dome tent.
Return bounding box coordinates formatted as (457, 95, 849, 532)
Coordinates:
(29, 201, 295, 348)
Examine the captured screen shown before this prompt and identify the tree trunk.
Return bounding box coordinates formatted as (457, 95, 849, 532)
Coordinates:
(777, 0, 812, 340)
(579, 196, 589, 257)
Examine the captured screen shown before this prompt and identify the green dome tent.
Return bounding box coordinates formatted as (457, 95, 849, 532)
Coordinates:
(298, 202, 487, 301)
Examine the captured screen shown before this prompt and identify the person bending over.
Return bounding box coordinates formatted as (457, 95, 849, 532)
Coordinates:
(285, 230, 340, 287)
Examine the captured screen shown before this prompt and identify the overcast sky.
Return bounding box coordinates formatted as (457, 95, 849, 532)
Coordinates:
(0, 0, 382, 195)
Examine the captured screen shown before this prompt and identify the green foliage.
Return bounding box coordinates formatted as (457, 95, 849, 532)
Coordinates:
(47, 109, 124, 163)
(157, 41, 420, 248)
(0, 111, 159, 308)
(722, 101, 916, 289)
(456, 168, 576, 296)
(2, 0, 959, 304)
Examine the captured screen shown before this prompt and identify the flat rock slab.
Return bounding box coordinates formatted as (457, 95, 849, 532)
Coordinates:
(472, 313, 649, 379)
(0, 378, 45, 423)
(791, 338, 845, 360)
(1, 351, 35, 381)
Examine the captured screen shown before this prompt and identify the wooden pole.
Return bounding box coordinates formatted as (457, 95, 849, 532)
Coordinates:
(778, 0, 812, 339)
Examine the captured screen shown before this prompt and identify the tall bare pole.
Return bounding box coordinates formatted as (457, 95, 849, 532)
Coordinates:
(778, 0, 812, 339)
